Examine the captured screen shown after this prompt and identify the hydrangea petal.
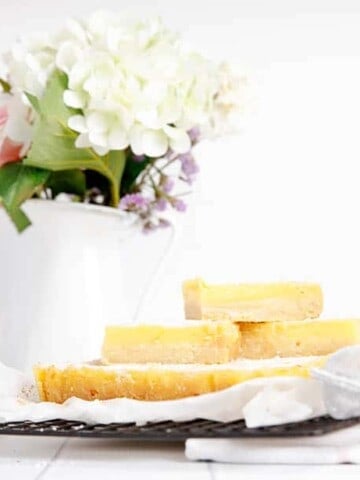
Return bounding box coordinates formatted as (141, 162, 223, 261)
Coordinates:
(68, 62, 91, 90)
(75, 132, 91, 148)
(92, 144, 109, 156)
(130, 125, 168, 157)
(64, 18, 88, 45)
(142, 81, 167, 104)
(136, 108, 162, 129)
(55, 41, 83, 75)
(86, 111, 109, 133)
(158, 92, 181, 125)
(164, 125, 190, 154)
(108, 125, 129, 150)
(68, 114, 87, 133)
(129, 125, 146, 156)
(88, 130, 107, 148)
(63, 90, 87, 109)
(141, 128, 168, 157)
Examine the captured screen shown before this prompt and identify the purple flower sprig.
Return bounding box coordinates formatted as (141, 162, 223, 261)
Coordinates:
(188, 126, 201, 145)
(119, 193, 150, 211)
(119, 129, 200, 232)
(162, 176, 174, 193)
(155, 198, 167, 211)
(179, 153, 199, 185)
(173, 198, 187, 212)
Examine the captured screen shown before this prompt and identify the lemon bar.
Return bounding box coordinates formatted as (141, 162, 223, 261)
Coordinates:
(34, 357, 325, 403)
(239, 318, 360, 359)
(101, 322, 241, 364)
(183, 278, 323, 322)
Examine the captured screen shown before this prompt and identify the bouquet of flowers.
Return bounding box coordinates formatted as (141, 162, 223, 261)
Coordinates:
(0, 11, 246, 232)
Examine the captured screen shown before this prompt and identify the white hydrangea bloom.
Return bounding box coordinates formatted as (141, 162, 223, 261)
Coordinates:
(206, 63, 250, 137)
(59, 16, 198, 157)
(2, 11, 246, 157)
(3, 19, 87, 97)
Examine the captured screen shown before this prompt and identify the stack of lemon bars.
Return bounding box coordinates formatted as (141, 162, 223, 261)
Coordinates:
(35, 279, 360, 403)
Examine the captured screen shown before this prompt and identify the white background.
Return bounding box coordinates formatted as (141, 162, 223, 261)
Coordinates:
(2, 3, 360, 478)
(2, 0, 360, 319)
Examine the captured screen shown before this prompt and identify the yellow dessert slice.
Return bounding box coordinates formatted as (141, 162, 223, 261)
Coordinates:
(102, 322, 241, 364)
(239, 318, 360, 359)
(34, 356, 325, 403)
(183, 278, 323, 322)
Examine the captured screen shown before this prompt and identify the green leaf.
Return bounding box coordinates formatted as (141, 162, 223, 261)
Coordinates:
(121, 155, 150, 196)
(5, 206, 32, 232)
(46, 170, 86, 198)
(0, 78, 11, 93)
(106, 150, 126, 190)
(24, 70, 125, 206)
(0, 163, 49, 232)
(25, 92, 41, 114)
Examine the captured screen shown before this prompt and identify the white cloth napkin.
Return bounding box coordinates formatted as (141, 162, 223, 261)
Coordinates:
(1, 359, 360, 464)
(185, 346, 360, 466)
(0, 361, 325, 425)
(186, 425, 360, 464)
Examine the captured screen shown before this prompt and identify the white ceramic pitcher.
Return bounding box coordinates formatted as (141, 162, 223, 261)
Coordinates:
(0, 200, 139, 372)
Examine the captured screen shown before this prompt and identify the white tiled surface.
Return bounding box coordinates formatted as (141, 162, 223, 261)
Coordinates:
(1, 436, 360, 479)
(213, 464, 360, 480)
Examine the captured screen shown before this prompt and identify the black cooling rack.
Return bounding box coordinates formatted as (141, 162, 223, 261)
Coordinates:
(0, 416, 359, 440)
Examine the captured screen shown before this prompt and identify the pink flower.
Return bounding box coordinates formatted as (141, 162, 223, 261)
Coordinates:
(0, 92, 33, 167)
(0, 137, 23, 166)
(0, 106, 8, 126)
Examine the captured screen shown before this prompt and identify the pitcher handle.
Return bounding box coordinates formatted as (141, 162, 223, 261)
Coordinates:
(132, 223, 177, 323)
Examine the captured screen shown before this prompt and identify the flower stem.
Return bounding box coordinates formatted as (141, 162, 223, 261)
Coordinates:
(109, 180, 120, 207)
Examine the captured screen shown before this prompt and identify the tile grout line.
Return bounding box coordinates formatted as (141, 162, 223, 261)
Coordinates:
(206, 461, 216, 480)
(34, 439, 69, 480)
